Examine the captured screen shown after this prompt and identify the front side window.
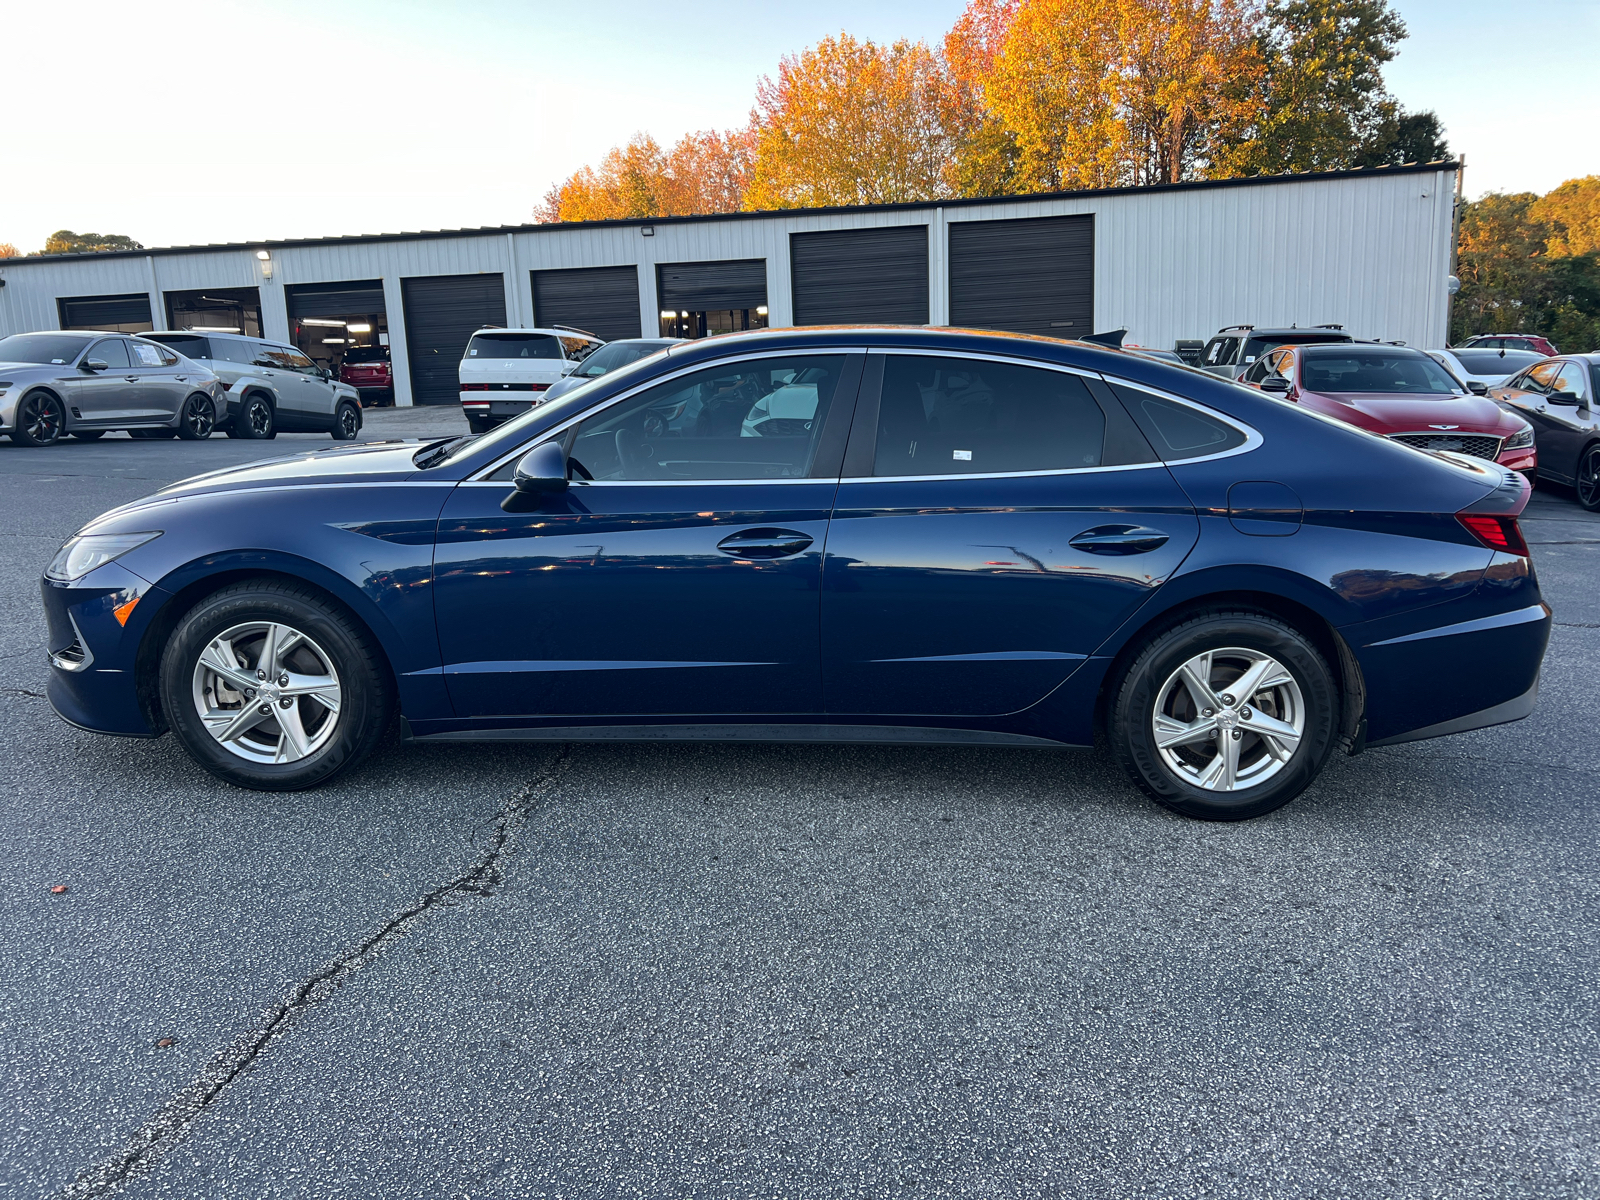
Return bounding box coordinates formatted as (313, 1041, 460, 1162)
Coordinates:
(567, 354, 846, 481)
(1300, 350, 1463, 395)
(873, 357, 1106, 477)
(86, 338, 132, 369)
(466, 333, 560, 360)
(1520, 362, 1562, 395)
(280, 347, 320, 375)
(1552, 362, 1592, 403)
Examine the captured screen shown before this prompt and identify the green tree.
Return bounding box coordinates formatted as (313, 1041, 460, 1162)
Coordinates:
(1213, 0, 1441, 174)
(37, 230, 143, 254)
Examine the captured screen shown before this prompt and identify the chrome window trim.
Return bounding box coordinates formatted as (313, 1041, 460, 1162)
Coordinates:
(471, 346, 865, 481)
(839, 461, 1169, 485)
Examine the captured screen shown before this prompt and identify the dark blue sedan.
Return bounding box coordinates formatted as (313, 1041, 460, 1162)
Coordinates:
(41, 327, 1551, 820)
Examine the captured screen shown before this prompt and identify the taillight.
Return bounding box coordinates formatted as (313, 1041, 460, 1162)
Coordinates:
(1457, 511, 1529, 556)
(460, 383, 490, 391)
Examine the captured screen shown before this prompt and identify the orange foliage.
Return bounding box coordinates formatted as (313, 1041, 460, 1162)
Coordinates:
(536, 127, 755, 223)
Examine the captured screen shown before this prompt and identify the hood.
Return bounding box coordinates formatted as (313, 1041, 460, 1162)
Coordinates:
(156, 440, 429, 498)
(1309, 391, 1521, 434)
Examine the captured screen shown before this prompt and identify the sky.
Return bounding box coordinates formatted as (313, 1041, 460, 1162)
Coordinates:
(5, 0, 1597, 254)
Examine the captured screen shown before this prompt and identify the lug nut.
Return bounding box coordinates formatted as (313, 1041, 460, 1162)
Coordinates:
(1209, 729, 1219, 739)
(257, 669, 267, 680)
(258, 704, 271, 714)
(278, 673, 289, 686)
(1201, 707, 1214, 718)
(279, 698, 293, 709)
(1241, 706, 1253, 719)
(1231, 729, 1242, 740)
(1220, 693, 1235, 706)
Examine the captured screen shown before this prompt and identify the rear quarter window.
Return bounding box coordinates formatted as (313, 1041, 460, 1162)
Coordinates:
(1111, 384, 1248, 461)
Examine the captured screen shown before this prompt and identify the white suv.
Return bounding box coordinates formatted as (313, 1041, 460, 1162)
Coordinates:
(459, 327, 604, 433)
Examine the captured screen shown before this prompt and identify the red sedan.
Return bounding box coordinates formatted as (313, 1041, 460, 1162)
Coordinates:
(1240, 343, 1537, 479)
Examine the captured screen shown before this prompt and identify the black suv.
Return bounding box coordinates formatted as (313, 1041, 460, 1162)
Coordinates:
(1196, 324, 1355, 380)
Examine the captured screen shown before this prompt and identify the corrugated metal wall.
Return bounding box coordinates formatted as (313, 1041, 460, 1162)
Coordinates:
(0, 169, 1456, 406)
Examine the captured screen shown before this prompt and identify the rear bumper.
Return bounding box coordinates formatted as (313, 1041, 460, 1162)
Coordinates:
(1368, 676, 1539, 747)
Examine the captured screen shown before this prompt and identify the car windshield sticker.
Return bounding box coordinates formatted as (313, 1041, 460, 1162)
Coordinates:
(953, 449, 972, 461)
(134, 344, 163, 366)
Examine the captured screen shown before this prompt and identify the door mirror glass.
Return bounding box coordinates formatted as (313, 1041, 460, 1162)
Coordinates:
(1467, 380, 1489, 395)
(1259, 376, 1291, 393)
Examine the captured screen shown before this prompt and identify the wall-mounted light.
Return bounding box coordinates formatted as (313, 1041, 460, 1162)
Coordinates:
(680, 311, 688, 318)
(322, 338, 347, 344)
(756, 306, 769, 316)
(641, 226, 655, 237)
(301, 318, 346, 327)
(255, 249, 273, 280)
(347, 322, 372, 333)
(660, 309, 676, 319)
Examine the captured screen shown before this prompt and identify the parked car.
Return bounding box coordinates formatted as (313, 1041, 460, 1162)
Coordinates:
(1459, 333, 1559, 357)
(1427, 347, 1544, 391)
(1196, 324, 1355, 380)
(43, 326, 1549, 823)
(145, 331, 364, 440)
(338, 345, 393, 401)
(1125, 347, 1187, 366)
(1240, 343, 1536, 479)
(0, 331, 225, 446)
(1491, 355, 1600, 510)
(542, 337, 683, 401)
(459, 327, 605, 433)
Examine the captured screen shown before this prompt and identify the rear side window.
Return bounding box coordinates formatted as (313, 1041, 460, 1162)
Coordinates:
(130, 340, 178, 367)
(208, 338, 258, 365)
(873, 356, 1108, 476)
(1111, 384, 1248, 461)
(467, 333, 560, 360)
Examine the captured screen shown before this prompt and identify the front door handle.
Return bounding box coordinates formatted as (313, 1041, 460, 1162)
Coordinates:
(1069, 524, 1171, 555)
(716, 528, 814, 559)
(124, 375, 140, 382)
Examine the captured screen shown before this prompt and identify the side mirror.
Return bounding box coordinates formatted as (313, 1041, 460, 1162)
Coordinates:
(1549, 390, 1581, 406)
(501, 441, 569, 512)
(559, 361, 577, 375)
(1467, 380, 1489, 395)
(82, 359, 109, 372)
(1259, 376, 1291, 393)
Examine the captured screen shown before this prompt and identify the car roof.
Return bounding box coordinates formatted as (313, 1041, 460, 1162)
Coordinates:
(469, 327, 601, 337)
(146, 329, 255, 340)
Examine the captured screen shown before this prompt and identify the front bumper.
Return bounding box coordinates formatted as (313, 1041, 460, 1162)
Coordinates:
(42, 564, 163, 738)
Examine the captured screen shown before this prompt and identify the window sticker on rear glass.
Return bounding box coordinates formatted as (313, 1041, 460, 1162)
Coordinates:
(134, 344, 163, 366)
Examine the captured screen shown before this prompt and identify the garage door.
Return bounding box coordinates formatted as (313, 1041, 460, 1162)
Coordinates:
(657, 260, 767, 312)
(791, 226, 928, 326)
(287, 280, 386, 320)
(948, 215, 1093, 338)
(400, 274, 507, 406)
(531, 266, 640, 341)
(57, 293, 153, 332)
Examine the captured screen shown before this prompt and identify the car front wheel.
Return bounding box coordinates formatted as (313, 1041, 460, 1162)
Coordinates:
(12, 391, 64, 446)
(159, 580, 393, 790)
(1577, 443, 1600, 512)
(1109, 610, 1338, 821)
(331, 401, 361, 440)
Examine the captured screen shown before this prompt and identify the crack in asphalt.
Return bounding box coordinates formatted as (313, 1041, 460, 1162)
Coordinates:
(55, 746, 574, 1200)
(1554, 621, 1600, 629)
(0, 686, 46, 699)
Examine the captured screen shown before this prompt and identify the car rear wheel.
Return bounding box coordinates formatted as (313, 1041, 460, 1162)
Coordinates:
(1109, 610, 1338, 821)
(1576, 443, 1600, 512)
(330, 401, 361, 440)
(176, 394, 216, 440)
(160, 580, 393, 790)
(233, 394, 276, 440)
(12, 391, 64, 447)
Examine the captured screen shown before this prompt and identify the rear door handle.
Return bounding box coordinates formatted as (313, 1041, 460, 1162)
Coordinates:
(716, 528, 815, 558)
(1069, 524, 1171, 555)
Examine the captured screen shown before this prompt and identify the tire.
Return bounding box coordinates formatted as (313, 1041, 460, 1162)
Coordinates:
(235, 393, 276, 440)
(330, 402, 361, 440)
(176, 394, 216, 440)
(12, 390, 65, 447)
(466, 414, 494, 435)
(1577, 443, 1600, 512)
(1108, 609, 1338, 821)
(71, 430, 107, 441)
(159, 580, 394, 791)
(129, 428, 176, 440)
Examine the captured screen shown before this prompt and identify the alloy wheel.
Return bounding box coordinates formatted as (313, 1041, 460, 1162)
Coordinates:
(191, 621, 342, 764)
(1578, 446, 1600, 510)
(183, 396, 215, 438)
(1151, 647, 1305, 792)
(20, 393, 63, 444)
(337, 405, 359, 438)
(247, 399, 272, 436)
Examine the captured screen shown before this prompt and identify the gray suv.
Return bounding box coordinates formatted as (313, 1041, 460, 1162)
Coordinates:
(0, 330, 226, 447)
(1196, 324, 1355, 380)
(145, 331, 363, 440)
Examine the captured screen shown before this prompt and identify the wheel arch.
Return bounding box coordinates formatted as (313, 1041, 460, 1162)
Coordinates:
(135, 562, 400, 736)
(1092, 587, 1366, 753)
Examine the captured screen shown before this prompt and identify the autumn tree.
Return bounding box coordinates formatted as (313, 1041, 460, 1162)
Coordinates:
(535, 127, 755, 223)
(0, 243, 18, 259)
(982, 0, 1264, 191)
(1213, 0, 1444, 174)
(1533, 176, 1600, 257)
(38, 230, 143, 254)
(942, 0, 1021, 196)
(743, 33, 956, 210)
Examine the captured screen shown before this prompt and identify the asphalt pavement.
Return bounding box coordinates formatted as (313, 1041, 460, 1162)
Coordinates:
(1, 411, 1596, 1199)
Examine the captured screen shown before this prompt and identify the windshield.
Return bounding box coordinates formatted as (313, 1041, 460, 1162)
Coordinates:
(1303, 350, 1464, 395)
(576, 340, 672, 379)
(428, 346, 685, 469)
(465, 333, 560, 360)
(0, 332, 92, 365)
(1449, 348, 1542, 374)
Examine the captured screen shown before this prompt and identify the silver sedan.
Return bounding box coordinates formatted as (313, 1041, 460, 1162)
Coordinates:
(0, 330, 226, 446)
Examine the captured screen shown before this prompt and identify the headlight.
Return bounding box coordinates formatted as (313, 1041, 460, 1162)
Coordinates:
(45, 532, 162, 582)
(1504, 424, 1535, 450)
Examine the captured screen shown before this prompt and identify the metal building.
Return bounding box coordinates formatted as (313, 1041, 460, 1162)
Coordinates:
(0, 163, 1458, 407)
